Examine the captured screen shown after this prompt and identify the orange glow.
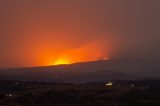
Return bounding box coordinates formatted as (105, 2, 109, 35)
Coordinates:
(53, 58, 70, 65)
(12, 37, 112, 67)
(44, 40, 110, 66)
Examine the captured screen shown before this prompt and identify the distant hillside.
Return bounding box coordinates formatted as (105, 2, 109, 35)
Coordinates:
(0, 59, 160, 82)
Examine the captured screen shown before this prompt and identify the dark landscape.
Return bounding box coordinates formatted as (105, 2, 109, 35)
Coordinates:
(0, 60, 160, 106)
(1, 0, 160, 106)
(0, 59, 160, 83)
(1, 79, 160, 106)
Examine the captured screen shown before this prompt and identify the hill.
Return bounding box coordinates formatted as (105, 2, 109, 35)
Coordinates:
(0, 59, 160, 82)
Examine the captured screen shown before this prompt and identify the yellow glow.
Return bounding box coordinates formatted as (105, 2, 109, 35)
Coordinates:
(40, 40, 110, 66)
(53, 58, 70, 65)
(105, 82, 113, 86)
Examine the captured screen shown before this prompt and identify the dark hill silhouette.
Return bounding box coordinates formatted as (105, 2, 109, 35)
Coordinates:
(0, 59, 160, 82)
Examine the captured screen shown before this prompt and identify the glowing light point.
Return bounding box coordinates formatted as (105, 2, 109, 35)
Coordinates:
(53, 58, 70, 65)
(105, 81, 113, 86)
(130, 84, 135, 87)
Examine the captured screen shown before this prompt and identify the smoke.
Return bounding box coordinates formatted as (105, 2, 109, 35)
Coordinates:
(0, 0, 160, 68)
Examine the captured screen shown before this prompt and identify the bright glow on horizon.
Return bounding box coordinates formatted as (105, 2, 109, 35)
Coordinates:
(41, 40, 110, 66)
(53, 58, 70, 65)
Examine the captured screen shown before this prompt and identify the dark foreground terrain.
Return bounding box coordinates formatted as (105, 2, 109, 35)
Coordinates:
(0, 80, 160, 106)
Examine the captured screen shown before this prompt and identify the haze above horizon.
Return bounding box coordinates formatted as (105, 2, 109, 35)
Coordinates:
(0, 0, 160, 68)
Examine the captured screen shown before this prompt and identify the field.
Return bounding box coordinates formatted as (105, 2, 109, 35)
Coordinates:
(0, 80, 160, 106)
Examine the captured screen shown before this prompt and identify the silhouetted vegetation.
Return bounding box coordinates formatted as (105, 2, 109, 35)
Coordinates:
(0, 80, 160, 106)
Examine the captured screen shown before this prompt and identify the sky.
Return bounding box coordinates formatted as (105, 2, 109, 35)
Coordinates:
(0, 0, 160, 68)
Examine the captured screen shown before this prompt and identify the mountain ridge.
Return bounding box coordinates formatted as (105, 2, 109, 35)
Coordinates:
(0, 59, 160, 82)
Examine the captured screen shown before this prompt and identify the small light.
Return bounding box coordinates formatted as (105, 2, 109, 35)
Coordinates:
(6, 94, 13, 97)
(105, 81, 113, 86)
(15, 82, 19, 85)
(130, 84, 135, 87)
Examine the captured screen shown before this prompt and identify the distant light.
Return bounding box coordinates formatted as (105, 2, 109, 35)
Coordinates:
(105, 81, 113, 86)
(15, 82, 19, 85)
(6, 94, 13, 97)
(130, 84, 135, 87)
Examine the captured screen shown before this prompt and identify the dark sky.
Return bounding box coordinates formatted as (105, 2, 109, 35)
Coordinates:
(0, 0, 160, 68)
